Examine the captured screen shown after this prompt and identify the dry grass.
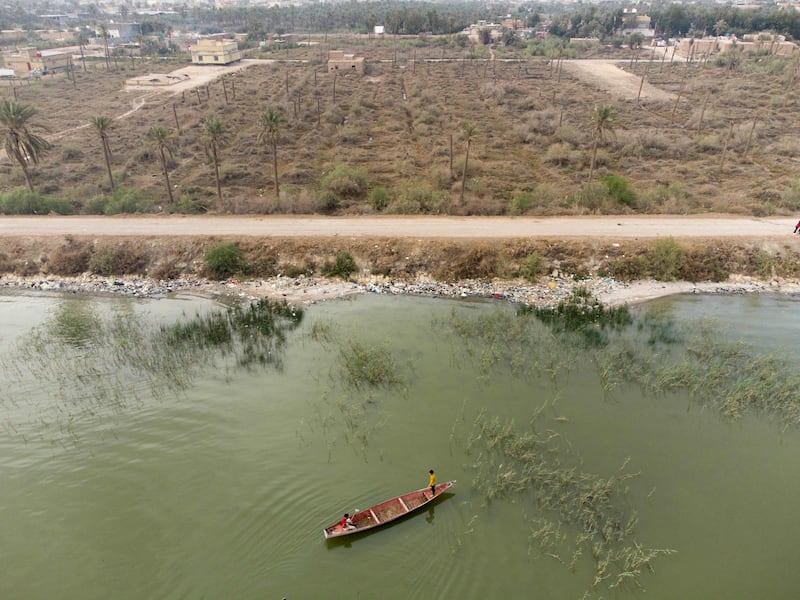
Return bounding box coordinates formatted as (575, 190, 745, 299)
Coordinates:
(3, 40, 800, 216)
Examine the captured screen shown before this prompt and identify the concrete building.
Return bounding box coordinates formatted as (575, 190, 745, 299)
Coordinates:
(327, 50, 364, 75)
(190, 38, 242, 65)
(2, 47, 72, 77)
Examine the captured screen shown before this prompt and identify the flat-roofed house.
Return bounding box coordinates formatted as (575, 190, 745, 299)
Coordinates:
(2, 47, 72, 76)
(190, 38, 242, 65)
(327, 50, 364, 74)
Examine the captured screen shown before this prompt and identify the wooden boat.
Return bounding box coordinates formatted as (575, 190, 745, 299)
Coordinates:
(323, 480, 456, 539)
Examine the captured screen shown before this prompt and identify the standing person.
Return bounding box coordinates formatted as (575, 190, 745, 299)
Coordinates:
(428, 469, 436, 497)
(794, 219, 800, 234)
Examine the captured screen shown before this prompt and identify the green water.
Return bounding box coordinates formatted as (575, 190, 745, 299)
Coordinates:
(1, 291, 799, 599)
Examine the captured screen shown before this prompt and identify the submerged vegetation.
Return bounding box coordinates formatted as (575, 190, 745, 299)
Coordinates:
(1, 297, 303, 437)
(448, 291, 800, 428)
(467, 412, 675, 592)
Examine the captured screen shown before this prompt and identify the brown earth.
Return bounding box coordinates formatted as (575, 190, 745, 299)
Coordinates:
(3, 40, 800, 217)
(0, 214, 794, 239)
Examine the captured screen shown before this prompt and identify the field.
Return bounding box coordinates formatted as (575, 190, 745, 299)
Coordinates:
(2, 37, 800, 217)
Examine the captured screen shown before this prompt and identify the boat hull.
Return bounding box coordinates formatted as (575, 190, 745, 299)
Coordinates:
(323, 480, 455, 539)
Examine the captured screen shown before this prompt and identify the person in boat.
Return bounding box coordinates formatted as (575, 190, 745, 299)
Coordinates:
(339, 513, 356, 530)
(428, 470, 436, 497)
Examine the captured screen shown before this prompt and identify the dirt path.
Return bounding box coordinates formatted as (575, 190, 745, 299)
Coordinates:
(0, 215, 794, 239)
(561, 60, 674, 102)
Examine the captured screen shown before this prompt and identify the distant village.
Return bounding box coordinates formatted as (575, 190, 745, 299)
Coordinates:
(2, 1, 800, 80)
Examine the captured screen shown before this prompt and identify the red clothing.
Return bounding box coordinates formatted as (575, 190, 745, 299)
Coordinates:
(339, 516, 347, 528)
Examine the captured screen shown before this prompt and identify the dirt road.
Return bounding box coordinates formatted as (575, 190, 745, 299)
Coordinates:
(561, 60, 675, 102)
(0, 215, 794, 239)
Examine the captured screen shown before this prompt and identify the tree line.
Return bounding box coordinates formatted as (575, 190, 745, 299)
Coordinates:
(0, 97, 286, 208)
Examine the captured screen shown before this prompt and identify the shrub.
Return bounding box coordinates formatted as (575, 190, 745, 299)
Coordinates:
(88, 243, 148, 276)
(368, 187, 389, 211)
(780, 180, 800, 211)
(752, 250, 776, 279)
(315, 192, 340, 214)
(542, 143, 574, 166)
(648, 238, 685, 281)
(173, 193, 210, 214)
(320, 164, 368, 198)
(48, 238, 92, 275)
(0, 188, 74, 215)
(205, 243, 246, 279)
(88, 246, 117, 276)
(60, 144, 83, 161)
(508, 193, 534, 216)
(519, 252, 544, 281)
(322, 250, 357, 279)
(103, 187, 150, 215)
(600, 174, 636, 206)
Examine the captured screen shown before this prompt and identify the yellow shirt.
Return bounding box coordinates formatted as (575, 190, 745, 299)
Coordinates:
(429, 473, 436, 487)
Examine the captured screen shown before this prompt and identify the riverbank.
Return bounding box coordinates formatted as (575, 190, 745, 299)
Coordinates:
(3, 272, 799, 307)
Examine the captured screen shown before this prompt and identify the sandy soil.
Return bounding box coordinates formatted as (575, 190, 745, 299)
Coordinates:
(561, 60, 675, 102)
(123, 59, 276, 96)
(0, 214, 794, 239)
(2, 214, 798, 306)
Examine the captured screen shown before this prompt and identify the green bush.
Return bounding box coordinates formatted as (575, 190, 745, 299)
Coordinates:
(600, 174, 636, 206)
(205, 243, 246, 279)
(322, 250, 357, 279)
(519, 252, 543, 281)
(780, 180, 800, 211)
(103, 187, 150, 215)
(648, 238, 685, 281)
(0, 187, 74, 215)
(88, 246, 117, 276)
(368, 187, 389, 211)
(320, 164, 368, 199)
(508, 192, 534, 216)
(173, 193, 210, 214)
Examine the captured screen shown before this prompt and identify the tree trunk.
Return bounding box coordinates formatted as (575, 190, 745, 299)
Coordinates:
(160, 149, 174, 204)
(102, 139, 115, 192)
(271, 138, 280, 198)
(589, 139, 598, 181)
(212, 146, 222, 203)
(460, 141, 470, 205)
(21, 163, 33, 192)
(80, 46, 87, 72)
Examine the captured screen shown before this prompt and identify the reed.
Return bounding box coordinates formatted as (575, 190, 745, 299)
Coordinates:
(2, 298, 304, 439)
(466, 411, 674, 592)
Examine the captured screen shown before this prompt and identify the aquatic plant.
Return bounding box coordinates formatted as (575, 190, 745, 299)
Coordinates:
(522, 287, 632, 348)
(338, 339, 403, 389)
(467, 412, 674, 592)
(654, 329, 800, 427)
(1, 298, 303, 436)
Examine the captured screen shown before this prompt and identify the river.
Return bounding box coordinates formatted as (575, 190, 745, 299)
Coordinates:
(1, 290, 798, 599)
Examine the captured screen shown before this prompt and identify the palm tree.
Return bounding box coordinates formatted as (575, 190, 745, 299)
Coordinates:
(90, 116, 115, 192)
(0, 99, 52, 192)
(147, 126, 174, 204)
(257, 108, 285, 199)
(98, 23, 111, 71)
(588, 104, 618, 181)
(202, 117, 229, 204)
(460, 123, 478, 205)
(75, 28, 90, 72)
